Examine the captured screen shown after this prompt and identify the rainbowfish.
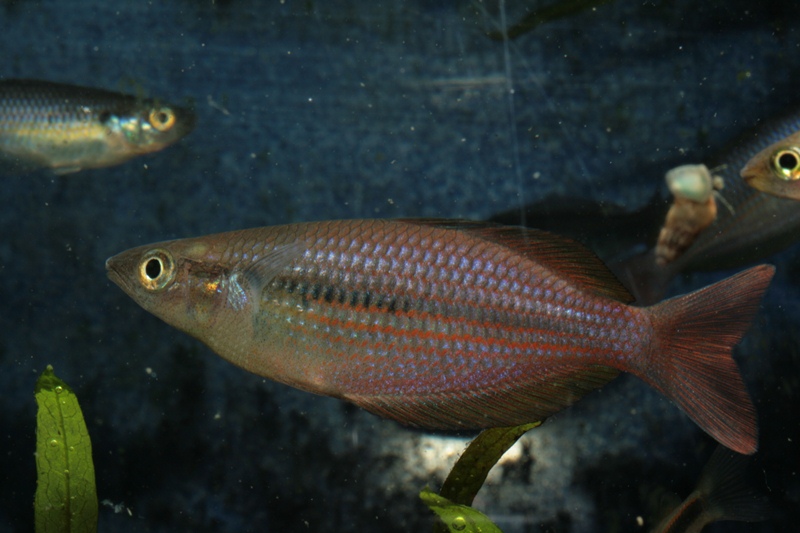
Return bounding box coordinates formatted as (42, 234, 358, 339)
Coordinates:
(0, 79, 194, 174)
(650, 446, 769, 533)
(616, 111, 800, 304)
(740, 129, 800, 200)
(105, 219, 773, 454)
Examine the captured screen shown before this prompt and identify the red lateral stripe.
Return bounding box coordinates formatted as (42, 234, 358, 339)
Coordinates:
(299, 286, 614, 350)
(293, 303, 611, 361)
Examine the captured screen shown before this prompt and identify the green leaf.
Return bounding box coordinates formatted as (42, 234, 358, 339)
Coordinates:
(440, 422, 541, 506)
(34, 365, 98, 533)
(420, 490, 504, 533)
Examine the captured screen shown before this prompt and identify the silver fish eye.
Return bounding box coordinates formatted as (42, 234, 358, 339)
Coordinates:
(772, 148, 800, 181)
(138, 249, 176, 291)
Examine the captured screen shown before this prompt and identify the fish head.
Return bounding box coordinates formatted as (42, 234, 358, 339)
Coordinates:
(105, 237, 253, 341)
(113, 99, 196, 155)
(741, 131, 800, 200)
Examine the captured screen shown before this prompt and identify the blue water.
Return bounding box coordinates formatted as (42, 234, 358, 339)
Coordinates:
(1, 1, 797, 531)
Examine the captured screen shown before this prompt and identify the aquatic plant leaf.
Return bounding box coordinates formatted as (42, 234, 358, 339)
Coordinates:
(420, 490, 504, 533)
(440, 422, 540, 506)
(34, 365, 98, 533)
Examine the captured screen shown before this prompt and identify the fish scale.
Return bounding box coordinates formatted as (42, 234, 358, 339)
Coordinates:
(106, 218, 773, 454)
(258, 227, 635, 389)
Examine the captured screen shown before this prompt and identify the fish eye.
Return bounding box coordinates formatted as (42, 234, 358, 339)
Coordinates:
(138, 249, 176, 291)
(148, 107, 176, 132)
(772, 148, 800, 181)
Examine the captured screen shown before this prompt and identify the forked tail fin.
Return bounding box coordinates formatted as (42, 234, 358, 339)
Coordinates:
(644, 264, 774, 454)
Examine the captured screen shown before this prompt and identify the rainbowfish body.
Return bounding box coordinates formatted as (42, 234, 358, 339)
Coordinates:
(740, 129, 800, 200)
(650, 446, 769, 533)
(0, 79, 194, 174)
(105, 219, 773, 454)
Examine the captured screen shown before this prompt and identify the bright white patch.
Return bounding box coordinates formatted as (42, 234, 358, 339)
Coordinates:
(414, 436, 470, 476)
(227, 273, 249, 311)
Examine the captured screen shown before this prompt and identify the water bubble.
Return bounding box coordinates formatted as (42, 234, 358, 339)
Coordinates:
(451, 516, 467, 531)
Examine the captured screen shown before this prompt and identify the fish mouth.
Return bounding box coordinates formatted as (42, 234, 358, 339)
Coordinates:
(105, 256, 132, 293)
(739, 161, 755, 181)
(178, 105, 197, 133)
(739, 162, 762, 189)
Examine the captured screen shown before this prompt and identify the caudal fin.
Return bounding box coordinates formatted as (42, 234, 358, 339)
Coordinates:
(644, 265, 774, 454)
(697, 446, 770, 523)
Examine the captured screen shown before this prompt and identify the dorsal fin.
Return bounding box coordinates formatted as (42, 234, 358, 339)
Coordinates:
(399, 218, 634, 303)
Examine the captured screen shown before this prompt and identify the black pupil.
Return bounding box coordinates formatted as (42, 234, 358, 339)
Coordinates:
(145, 258, 162, 279)
(156, 112, 168, 124)
(778, 152, 798, 171)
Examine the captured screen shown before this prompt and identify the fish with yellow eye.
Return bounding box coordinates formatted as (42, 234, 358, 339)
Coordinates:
(107, 219, 774, 454)
(612, 109, 800, 305)
(0, 79, 194, 174)
(740, 129, 800, 200)
(655, 164, 726, 266)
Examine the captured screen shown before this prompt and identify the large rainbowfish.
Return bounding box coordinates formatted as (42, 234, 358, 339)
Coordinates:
(106, 219, 773, 454)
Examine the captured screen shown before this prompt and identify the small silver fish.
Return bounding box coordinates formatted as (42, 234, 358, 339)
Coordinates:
(0, 79, 195, 174)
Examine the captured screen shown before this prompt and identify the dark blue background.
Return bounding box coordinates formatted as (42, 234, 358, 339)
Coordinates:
(1, 1, 798, 531)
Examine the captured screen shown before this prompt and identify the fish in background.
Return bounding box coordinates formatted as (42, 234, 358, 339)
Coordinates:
(0, 79, 195, 174)
(740, 128, 800, 200)
(614, 110, 800, 304)
(488, 193, 666, 264)
(649, 446, 769, 533)
(106, 219, 773, 454)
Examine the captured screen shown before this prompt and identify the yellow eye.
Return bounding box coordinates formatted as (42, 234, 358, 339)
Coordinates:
(148, 107, 176, 131)
(138, 249, 176, 291)
(772, 148, 800, 181)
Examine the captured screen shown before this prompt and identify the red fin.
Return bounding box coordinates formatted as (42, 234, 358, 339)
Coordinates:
(400, 219, 634, 303)
(644, 264, 774, 454)
(345, 364, 620, 430)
